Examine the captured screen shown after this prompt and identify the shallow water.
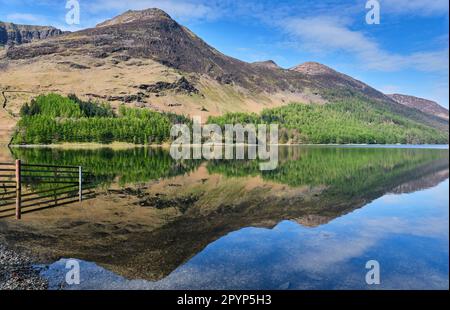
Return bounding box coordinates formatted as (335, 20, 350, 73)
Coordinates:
(1, 145, 448, 289)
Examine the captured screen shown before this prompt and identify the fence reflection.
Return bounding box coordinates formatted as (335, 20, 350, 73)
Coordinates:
(0, 161, 96, 218)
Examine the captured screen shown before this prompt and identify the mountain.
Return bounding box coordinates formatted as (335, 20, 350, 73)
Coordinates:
(1, 10, 397, 104)
(96, 8, 173, 27)
(251, 60, 281, 69)
(0, 21, 64, 46)
(291, 62, 392, 102)
(0, 8, 448, 144)
(388, 94, 449, 121)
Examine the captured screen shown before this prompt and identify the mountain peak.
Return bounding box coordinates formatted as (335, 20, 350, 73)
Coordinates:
(96, 8, 172, 28)
(290, 62, 337, 75)
(251, 60, 280, 69)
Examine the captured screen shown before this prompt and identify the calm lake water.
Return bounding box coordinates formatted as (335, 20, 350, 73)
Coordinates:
(1, 145, 449, 289)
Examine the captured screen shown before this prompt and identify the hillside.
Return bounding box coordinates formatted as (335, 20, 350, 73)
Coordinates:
(388, 94, 449, 121)
(0, 8, 448, 145)
(209, 101, 448, 144)
(292, 62, 391, 102)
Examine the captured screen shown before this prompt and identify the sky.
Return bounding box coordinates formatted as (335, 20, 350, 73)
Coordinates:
(1, 0, 449, 108)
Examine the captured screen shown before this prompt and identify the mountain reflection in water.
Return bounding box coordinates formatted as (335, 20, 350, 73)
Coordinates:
(0, 146, 448, 289)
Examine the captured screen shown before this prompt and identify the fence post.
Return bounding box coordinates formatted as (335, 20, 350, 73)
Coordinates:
(15, 159, 21, 220)
(79, 166, 82, 202)
(53, 167, 57, 207)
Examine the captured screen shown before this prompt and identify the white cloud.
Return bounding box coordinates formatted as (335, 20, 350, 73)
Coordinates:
(5, 13, 47, 24)
(381, 0, 449, 16)
(283, 16, 449, 74)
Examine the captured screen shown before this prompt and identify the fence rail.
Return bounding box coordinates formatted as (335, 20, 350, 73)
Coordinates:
(0, 160, 93, 219)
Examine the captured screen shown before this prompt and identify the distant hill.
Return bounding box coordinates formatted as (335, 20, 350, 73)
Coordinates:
(251, 60, 281, 69)
(0, 21, 64, 46)
(388, 94, 449, 121)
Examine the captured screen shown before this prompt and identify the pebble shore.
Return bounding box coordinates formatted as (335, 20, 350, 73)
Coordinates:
(0, 244, 48, 290)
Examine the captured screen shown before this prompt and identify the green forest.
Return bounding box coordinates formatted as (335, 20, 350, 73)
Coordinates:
(208, 100, 448, 144)
(13, 94, 190, 145)
(12, 93, 448, 145)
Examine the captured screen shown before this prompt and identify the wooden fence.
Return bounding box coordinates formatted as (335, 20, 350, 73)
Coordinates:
(0, 160, 94, 219)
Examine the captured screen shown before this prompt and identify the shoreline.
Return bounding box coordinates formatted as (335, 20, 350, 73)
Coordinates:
(5, 142, 450, 150)
(0, 243, 48, 290)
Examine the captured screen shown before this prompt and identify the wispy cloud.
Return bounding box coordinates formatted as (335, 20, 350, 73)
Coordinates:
(5, 12, 48, 24)
(381, 0, 449, 16)
(282, 16, 449, 74)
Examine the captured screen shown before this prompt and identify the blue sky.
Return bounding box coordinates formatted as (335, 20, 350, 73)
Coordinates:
(1, 0, 449, 107)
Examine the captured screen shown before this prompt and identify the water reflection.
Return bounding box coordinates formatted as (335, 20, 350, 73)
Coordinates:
(11, 146, 449, 191)
(40, 180, 449, 290)
(0, 146, 448, 289)
(10, 147, 201, 187)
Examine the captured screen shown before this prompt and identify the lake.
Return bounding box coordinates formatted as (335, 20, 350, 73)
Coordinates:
(0, 145, 448, 289)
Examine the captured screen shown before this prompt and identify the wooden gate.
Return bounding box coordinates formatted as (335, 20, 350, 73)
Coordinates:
(0, 160, 94, 219)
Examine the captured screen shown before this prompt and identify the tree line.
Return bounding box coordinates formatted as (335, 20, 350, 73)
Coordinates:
(13, 93, 448, 145)
(208, 100, 448, 144)
(13, 94, 190, 145)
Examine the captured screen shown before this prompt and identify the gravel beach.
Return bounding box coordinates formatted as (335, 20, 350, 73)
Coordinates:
(0, 244, 48, 290)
